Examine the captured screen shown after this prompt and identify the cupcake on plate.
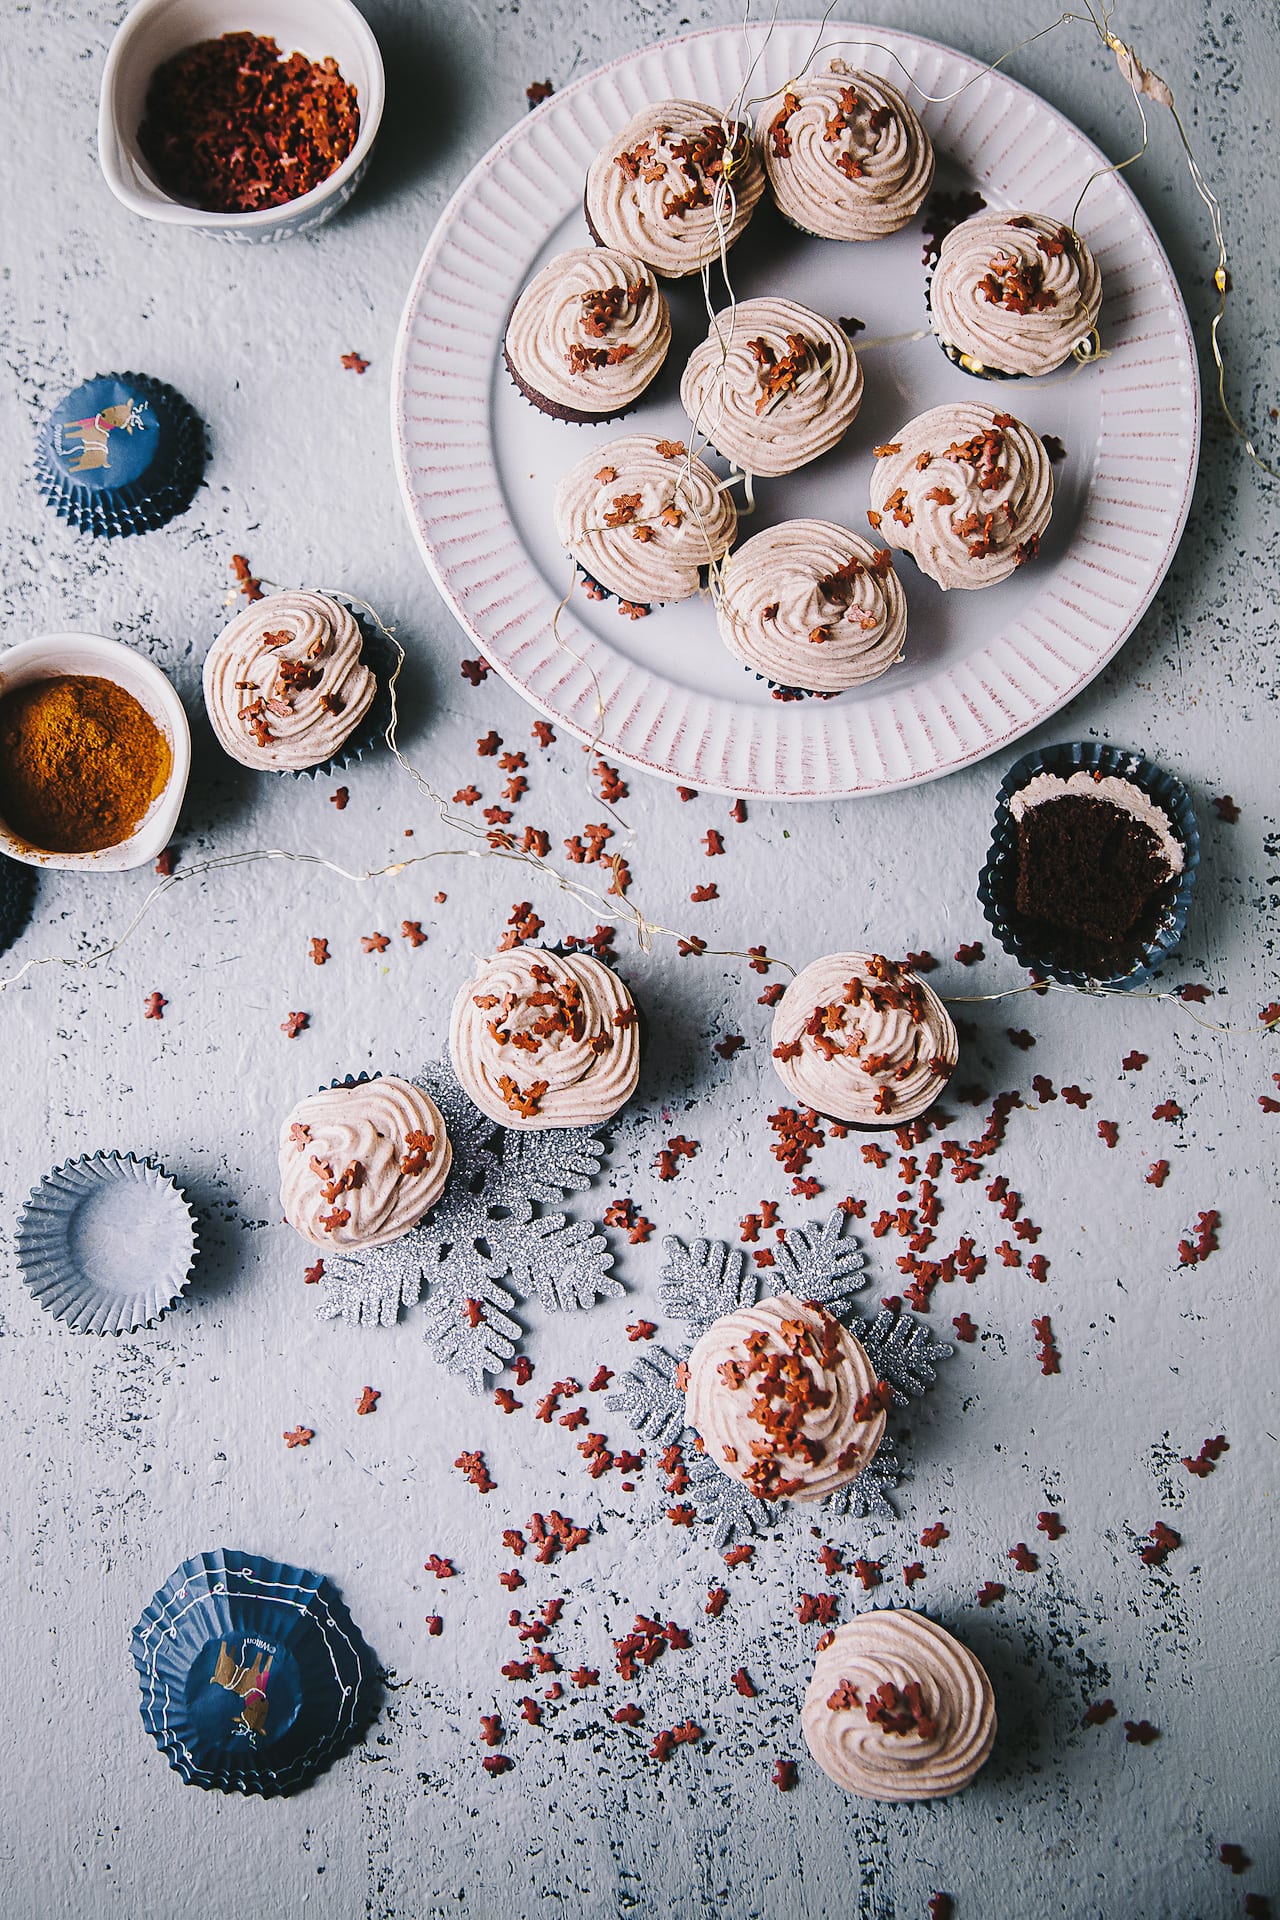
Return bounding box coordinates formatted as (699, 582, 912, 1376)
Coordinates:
(553, 433, 736, 604)
(450, 947, 640, 1130)
(759, 62, 934, 241)
(868, 403, 1053, 589)
(680, 297, 863, 478)
(684, 1293, 887, 1503)
(504, 247, 671, 422)
(714, 521, 905, 692)
(929, 209, 1102, 378)
(584, 99, 765, 279)
(802, 1611, 996, 1801)
(771, 951, 957, 1127)
(979, 741, 1198, 988)
(204, 591, 378, 773)
(279, 1076, 451, 1250)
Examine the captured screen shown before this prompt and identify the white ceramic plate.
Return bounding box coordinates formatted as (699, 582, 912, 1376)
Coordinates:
(392, 22, 1198, 800)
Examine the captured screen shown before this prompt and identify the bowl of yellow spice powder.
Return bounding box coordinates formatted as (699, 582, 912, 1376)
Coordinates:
(0, 634, 190, 871)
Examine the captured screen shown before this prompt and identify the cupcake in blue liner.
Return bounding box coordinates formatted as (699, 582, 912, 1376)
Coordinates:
(34, 373, 206, 537)
(0, 852, 36, 959)
(978, 741, 1199, 990)
(202, 590, 396, 780)
(15, 1151, 198, 1333)
(132, 1549, 379, 1796)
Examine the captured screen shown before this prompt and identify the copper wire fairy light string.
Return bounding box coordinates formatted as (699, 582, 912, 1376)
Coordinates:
(1, 11, 1275, 1017)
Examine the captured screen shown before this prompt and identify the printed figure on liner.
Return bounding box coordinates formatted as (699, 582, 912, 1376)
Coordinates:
(56, 398, 152, 472)
(210, 1640, 272, 1741)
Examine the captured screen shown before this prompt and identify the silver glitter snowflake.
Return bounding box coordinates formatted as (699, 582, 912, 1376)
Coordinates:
(609, 1208, 950, 1546)
(316, 1066, 620, 1389)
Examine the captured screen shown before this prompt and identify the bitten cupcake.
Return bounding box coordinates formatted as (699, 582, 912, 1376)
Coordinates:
(553, 433, 736, 603)
(204, 591, 378, 772)
(929, 210, 1102, 378)
(714, 521, 905, 692)
(504, 248, 671, 421)
(868, 404, 1053, 589)
(759, 62, 934, 241)
(450, 948, 640, 1130)
(771, 952, 957, 1126)
(684, 1293, 887, 1503)
(680, 298, 863, 477)
(584, 99, 766, 278)
(279, 1076, 451, 1250)
(802, 1612, 996, 1801)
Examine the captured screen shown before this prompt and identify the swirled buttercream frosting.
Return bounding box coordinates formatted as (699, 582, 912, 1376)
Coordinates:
(930, 209, 1102, 377)
(450, 947, 640, 1130)
(684, 1292, 887, 1503)
(714, 520, 905, 691)
(504, 247, 671, 419)
(771, 951, 957, 1125)
(681, 297, 863, 478)
(1009, 771, 1184, 873)
(759, 63, 934, 241)
(279, 1076, 452, 1251)
(584, 99, 765, 278)
(203, 590, 377, 771)
(868, 403, 1053, 590)
(553, 433, 737, 603)
(801, 1611, 996, 1800)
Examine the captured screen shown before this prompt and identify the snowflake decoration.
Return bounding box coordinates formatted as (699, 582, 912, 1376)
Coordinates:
(316, 1066, 621, 1389)
(609, 1208, 950, 1546)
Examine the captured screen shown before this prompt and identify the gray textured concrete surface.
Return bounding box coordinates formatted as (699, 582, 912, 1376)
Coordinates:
(0, 2, 1278, 1917)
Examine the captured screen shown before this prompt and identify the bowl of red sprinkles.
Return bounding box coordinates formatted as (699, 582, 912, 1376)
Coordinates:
(99, 0, 383, 241)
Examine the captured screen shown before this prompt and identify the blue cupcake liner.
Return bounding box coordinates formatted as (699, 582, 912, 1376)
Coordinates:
(977, 740, 1199, 990)
(14, 1151, 198, 1333)
(0, 853, 37, 960)
(131, 1549, 379, 1796)
(34, 372, 206, 537)
(284, 605, 398, 781)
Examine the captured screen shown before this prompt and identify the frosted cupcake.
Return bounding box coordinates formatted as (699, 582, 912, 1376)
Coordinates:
(868, 403, 1053, 590)
(759, 62, 934, 241)
(279, 1077, 452, 1251)
(504, 248, 671, 421)
(714, 521, 905, 692)
(204, 591, 377, 772)
(802, 1612, 996, 1801)
(553, 433, 736, 603)
(450, 947, 640, 1130)
(771, 951, 957, 1126)
(684, 1293, 887, 1503)
(584, 99, 766, 278)
(680, 297, 863, 477)
(929, 210, 1102, 378)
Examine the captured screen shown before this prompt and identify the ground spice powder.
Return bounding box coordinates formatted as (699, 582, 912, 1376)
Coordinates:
(0, 675, 172, 853)
(138, 32, 360, 215)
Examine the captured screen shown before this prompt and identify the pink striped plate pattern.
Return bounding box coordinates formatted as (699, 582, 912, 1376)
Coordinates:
(392, 23, 1198, 799)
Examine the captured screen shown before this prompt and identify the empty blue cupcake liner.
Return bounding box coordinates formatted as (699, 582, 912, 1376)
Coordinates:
(0, 854, 36, 960)
(34, 371, 207, 538)
(977, 739, 1200, 990)
(132, 1548, 378, 1796)
(14, 1150, 198, 1333)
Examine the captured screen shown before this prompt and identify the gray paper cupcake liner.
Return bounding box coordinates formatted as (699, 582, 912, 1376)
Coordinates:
(977, 740, 1199, 990)
(15, 1151, 199, 1333)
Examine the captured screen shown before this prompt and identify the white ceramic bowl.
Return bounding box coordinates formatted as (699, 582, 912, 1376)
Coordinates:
(0, 635, 192, 872)
(98, 0, 384, 242)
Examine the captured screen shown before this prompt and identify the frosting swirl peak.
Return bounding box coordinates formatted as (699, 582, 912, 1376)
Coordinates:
(684, 1293, 887, 1503)
(553, 433, 736, 603)
(450, 947, 640, 1129)
(279, 1076, 452, 1250)
(585, 99, 765, 278)
(203, 590, 377, 772)
(868, 403, 1054, 590)
(680, 297, 863, 478)
(714, 520, 905, 691)
(759, 63, 934, 241)
(802, 1611, 996, 1800)
(771, 951, 957, 1125)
